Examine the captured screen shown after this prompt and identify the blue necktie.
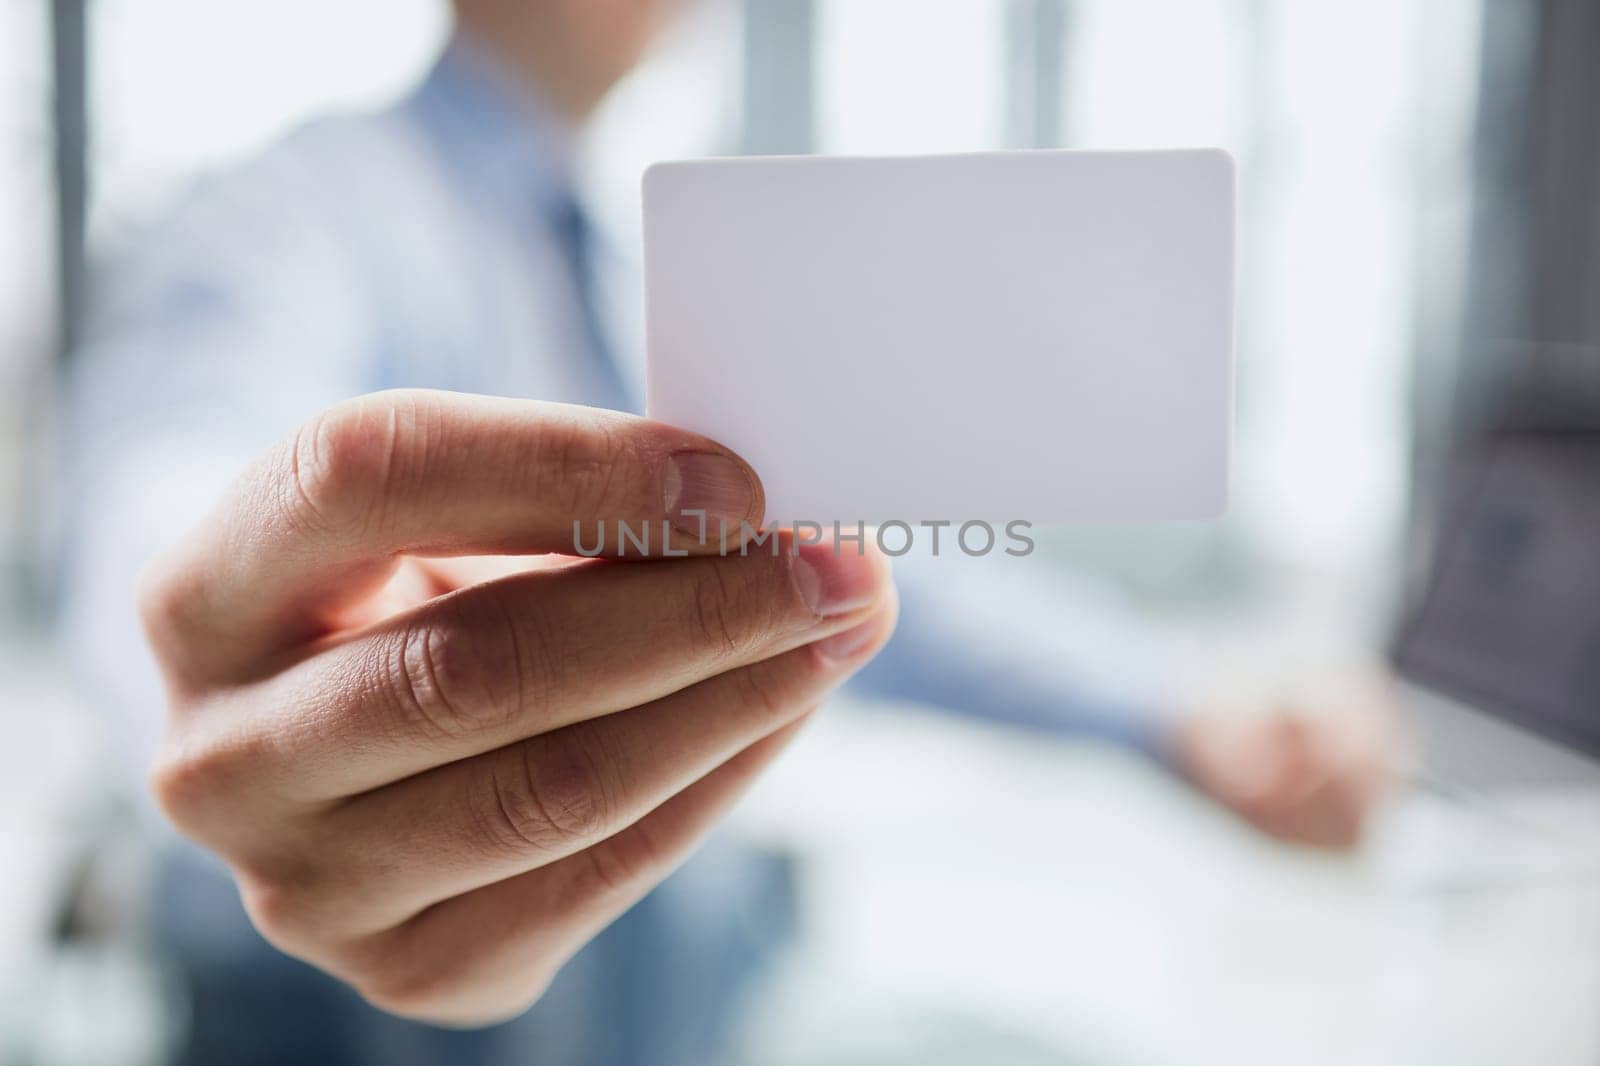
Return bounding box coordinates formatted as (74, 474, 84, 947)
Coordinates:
(548, 193, 635, 412)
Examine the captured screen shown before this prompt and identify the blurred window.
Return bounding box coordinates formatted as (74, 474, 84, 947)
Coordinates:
(744, 0, 1485, 634)
(0, 1, 52, 604)
(10, 0, 1485, 637)
(816, 0, 1006, 154)
(89, 0, 447, 231)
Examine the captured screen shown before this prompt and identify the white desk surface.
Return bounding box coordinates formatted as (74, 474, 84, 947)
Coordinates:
(731, 702, 1600, 1066)
(4, 637, 1597, 1065)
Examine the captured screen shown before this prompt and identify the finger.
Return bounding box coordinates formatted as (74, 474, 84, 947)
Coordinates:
(1213, 717, 1320, 824)
(189, 536, 890, 808)
(1296, 716, 1387, 847)
(346, 716, 813, 1025)
(261, 598, 896, 937)
(1236, 721, 1369, 849)
(140, 390, 766, 687)
(1259, 775, 1366, 849)
(1199, 713, 1312, 809)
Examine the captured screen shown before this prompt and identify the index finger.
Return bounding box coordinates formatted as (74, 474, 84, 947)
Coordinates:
(141, 389, 765, 686)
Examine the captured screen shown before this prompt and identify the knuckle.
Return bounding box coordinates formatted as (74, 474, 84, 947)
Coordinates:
(236, 870, 294, 935)
(345, 930, 443, 1017)
(235, 865, 327, 955)
(388, 603, 527, 743)
(147, 750, 208, 830)
(480, 739, 612, 856)
(530, 419, 609, 514)
(689, 566, 748, 662)
(147, 729, 246, 833)
(135, 554, 233, 692)
(356, 964, 450, 1021)
(579, 822, 665, 900)
(527, 414, 641, 520)
(283, 394, 423, 537)
(134, 553, 193, 650)
(357, 948, 556, 1024)
(730, 660, 802, 726)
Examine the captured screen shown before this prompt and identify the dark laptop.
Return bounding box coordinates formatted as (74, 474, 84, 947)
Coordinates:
(1395, 426, 1600, 766)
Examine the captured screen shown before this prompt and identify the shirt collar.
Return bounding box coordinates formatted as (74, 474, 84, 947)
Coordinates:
(407, 29, 579, 224)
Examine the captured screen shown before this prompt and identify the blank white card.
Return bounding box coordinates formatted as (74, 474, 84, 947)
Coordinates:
(644, 149, 1234, 524)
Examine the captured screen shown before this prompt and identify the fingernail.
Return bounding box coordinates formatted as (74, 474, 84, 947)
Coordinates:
(815, 616, 884, 662)
(663, 452, 756, 540)
(791, 542, 881, 617)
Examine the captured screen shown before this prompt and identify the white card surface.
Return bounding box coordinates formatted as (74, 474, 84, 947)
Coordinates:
(644, 149, 1234, 524)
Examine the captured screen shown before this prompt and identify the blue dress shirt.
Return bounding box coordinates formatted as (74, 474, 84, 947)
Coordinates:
(55, 30, 1172, 1066)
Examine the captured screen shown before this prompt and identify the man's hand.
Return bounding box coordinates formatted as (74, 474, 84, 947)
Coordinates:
(139, 389, 896, 1026)
(1173, 673, 1403, 850)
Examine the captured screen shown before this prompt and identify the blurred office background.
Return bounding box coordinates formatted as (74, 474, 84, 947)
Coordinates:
(2, 1, 1597, 1064)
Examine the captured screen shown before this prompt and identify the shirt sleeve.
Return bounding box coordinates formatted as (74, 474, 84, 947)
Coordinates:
(846, 539, 1181, 762)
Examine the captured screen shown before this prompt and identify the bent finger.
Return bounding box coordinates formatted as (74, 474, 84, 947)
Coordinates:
(342, 717, 813, 1025)
(297, 598, 896, 933)
(158, 537, 891, 810)
(140, 390, 765, 687)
